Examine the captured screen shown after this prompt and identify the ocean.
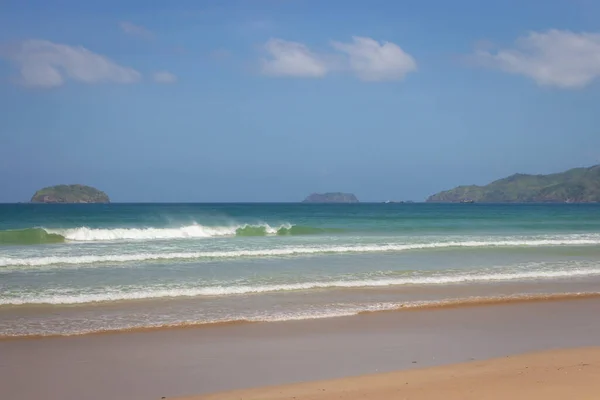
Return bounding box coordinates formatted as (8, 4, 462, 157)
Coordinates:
(1, 203, 600, 337)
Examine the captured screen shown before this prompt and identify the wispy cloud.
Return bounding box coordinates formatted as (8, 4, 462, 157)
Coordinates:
(261, 39, 329, 78)
(260, 37, 416, 81)
(470, 29, 600, 89)
(119, 21, 153, 39)
(3, 39, 141, 88)
(332, 36, 417, 81)
(153, 71, 177, 84)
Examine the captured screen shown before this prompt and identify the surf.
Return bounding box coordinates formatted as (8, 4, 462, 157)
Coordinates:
(0, 222, 331, 245)
(3, 236, 600, 268)
(51, 223, 327, 240)
(3, 267, 600, 305)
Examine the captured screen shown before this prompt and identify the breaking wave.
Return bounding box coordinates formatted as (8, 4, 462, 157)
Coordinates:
(0, 228, 66, 245)
(0, 223, 329, 245)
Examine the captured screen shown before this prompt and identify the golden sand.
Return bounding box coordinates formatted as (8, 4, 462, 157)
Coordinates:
(185, 347, 600, 400)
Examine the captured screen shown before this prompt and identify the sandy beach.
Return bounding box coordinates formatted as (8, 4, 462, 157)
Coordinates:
(1, 297, 599, 400)
(189, 347, 600, 400)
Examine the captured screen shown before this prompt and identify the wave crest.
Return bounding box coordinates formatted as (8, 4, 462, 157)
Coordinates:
(0, 223, 328, 245)
(0, 228, 65, 245)
(3, 237, 600, 268)
(51, 224, 240, 241)
(50, 223, 322, 241)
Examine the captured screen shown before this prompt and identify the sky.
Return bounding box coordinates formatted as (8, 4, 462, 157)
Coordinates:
(1, 0, 600, 202)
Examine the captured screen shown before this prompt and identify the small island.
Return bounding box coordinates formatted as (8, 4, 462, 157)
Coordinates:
(31, 184, 110, 204)
(302, 192, 359, 203)
(427, 164, 600, 203)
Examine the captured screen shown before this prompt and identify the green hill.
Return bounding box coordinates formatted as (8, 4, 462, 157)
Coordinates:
(31, 184, 110, 203)
(427, 165, 600, 203)
(302, 192, 359, 203)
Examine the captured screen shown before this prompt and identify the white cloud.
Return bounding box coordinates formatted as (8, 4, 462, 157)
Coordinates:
(260, 37, 416, 81)
(119, 21, 153, 39)
(153, 71, 177, 84)
(332, 36, 417, 81)
(471, 29, 600, 88)
(261, 39, 329, 78)
(4, 40, 141, 88)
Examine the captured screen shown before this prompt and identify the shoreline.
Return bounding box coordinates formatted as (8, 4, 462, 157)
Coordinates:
(187, 347, 600, 400)
(2, 290, 600, 340)
(1, 297, 599, 400)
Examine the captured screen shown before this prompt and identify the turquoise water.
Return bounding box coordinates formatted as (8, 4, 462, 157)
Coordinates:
(1, 203, 600, 336)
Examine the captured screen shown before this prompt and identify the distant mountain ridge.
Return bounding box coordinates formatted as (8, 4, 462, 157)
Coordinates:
(31, 184, 110, 204)
(302, 192, 359, 203)
(427, 165, 600, 203)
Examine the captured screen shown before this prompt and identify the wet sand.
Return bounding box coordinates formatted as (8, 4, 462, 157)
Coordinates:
(189, 347, 600, 400)
(1, 297, 599, 400)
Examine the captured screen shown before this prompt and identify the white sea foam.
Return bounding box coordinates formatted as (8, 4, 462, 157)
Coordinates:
(45, 223, 292, 241)
(0, 304, 406, 336)
(2, 237, 600, 268)
(246, 303, 405, 323)
(6, 294, 599, 337)
(3, 267, 600, 305)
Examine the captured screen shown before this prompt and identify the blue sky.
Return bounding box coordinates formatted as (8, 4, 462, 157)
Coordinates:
(1, 0, 600, 202)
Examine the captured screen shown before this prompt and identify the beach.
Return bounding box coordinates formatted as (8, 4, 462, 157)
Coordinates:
(2, 203, 600, 399)
(4, 0, 600, 395)
(2, 296, 599, 400)
(189, 347, 600, 400)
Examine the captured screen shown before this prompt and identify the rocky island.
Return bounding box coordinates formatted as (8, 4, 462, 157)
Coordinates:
(31, 184, 110, 203)
(302, 192, 359, 203)
(427, 165, 600, 203)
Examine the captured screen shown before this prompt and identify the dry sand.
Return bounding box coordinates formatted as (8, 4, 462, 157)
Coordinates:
(187, 347, 600, 400)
